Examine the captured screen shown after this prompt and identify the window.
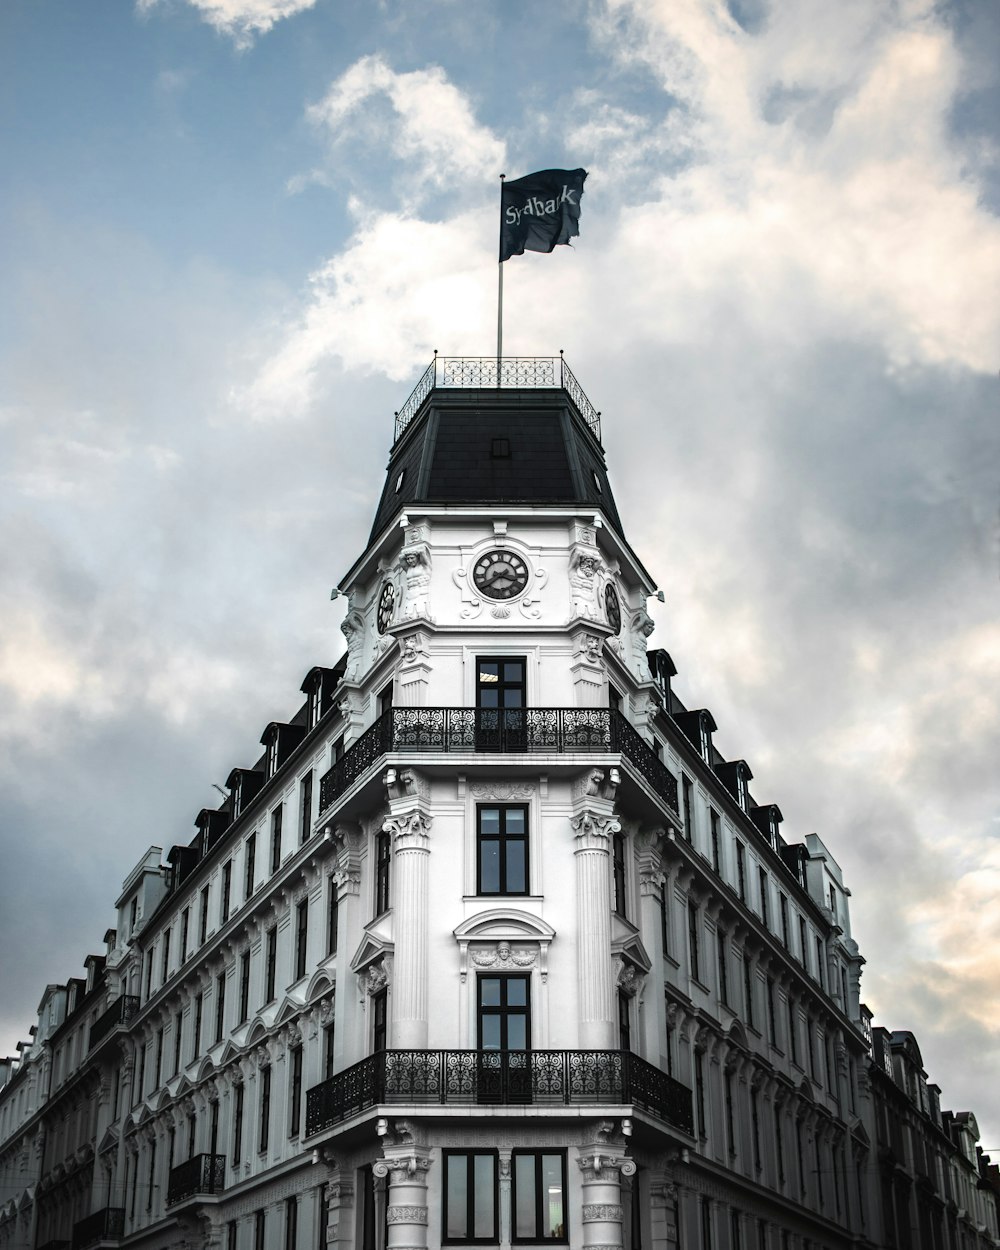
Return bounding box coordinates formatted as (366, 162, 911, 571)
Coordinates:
(731, 1210, 743, 1250)
(332, 734, 344, 763)
(476, 657, 527, 748)
(215, 972, 226, 1043)
(180, 908, 190, 963)
(144, 950, 153, 1000)
(725, 1071, 736, 1155)
(192, 993, 203, 1061)
(161, 930, 171, 983)
(254, 1209, 266, 1250)
(199, 885, 210, 945)
(751, 1087, 762, 1172)
(372, 988, 387, 1053)
(829, 884, 837, 922)
(245, 833, 257, 900)
(710, 809, 721, 872)
(375, 830, 391, 915)
(173, 1011, 183, 1075)
(239, 951, 251, 1023)
(807, 1018, 817, 1081)
(285, 1195, 298, 1250)
(266, 733, 278, 779)
(695, 1052, 706, 1137)
(394, 468, 405, 492)
(146, 1140, 156, 1212)
(134, 1040, 145, 1105)
(815, 936, 825, 991)
(680, 770, 695, 840)
(378, 683, 394, 716)
(444, 1151, 498, 1244)
(736, 842, 746, 902)
(766, 977, 777, 1046)
(259, 1066, 271, 1153)
(512, 1151, 566, 1242)
(660, 882, 670, 956)
(299, 771, 313, 845)
(788, 998, 799, 1065)
(154, 1028, 163, 1090)
(317, 1185, 328, 1250)
(187, 1111, 196, 1159)
(265, 927, 277, 1003)
(324, 1023, 335, 1079)
(129, 897, 138, 934)
(327, 878, 339, 956)
(758, 869, 769, 929)
(743, 954, 755, 1028)
(477, 805, 528, 895)
(270, 805, 283, 873)
(289, 1045, 303, 1137)
(688, 902, 701, 983)
(490, 437, 511, 458)
(227, 1223, 237, 1250)
(618, 990, 632, 1051)
(779, 894, 789, 947)
(478, 975, 529, 1050)
(612, 830, 627, 917)
(717, 930, 729, 1005)
(295, 899, 309, 981)
(608, 685, 622, 713)
(233, 1083, 244, 1165)
(799, 916, 809, 971)
(775, 1106, 786, 1183)
(221, 861, 232, 924)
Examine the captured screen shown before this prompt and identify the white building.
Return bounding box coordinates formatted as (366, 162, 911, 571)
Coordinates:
(3, 358, 994, 1250)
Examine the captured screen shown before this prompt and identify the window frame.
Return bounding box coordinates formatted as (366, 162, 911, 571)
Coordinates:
(374, 830, 392, 916)
(476, 803, 529, 897)
(270, 804, 283, 874)
(299, 770, 313, 846)
(511, 1149, 567, 1244)
(442, 1149, 499, 1246)
(294, 898, 309, 981)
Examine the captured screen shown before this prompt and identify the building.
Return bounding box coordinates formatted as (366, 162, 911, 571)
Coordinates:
(1, 356, 996, 1250)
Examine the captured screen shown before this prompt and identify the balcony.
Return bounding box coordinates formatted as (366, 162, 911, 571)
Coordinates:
(395, 355, 600, 444)
(166, 1153, 226, 1207)
(88, 996, 139, 1051)
(71, 1207, 124, 1249)
(318, 708, 678, 816)
(305, 1049, 693, 1138)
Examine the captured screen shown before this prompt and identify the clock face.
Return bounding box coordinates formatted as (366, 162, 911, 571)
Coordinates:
(472, 549, 530, 600)
(377, 581, 395, 634)
(604, 583, 622, 634)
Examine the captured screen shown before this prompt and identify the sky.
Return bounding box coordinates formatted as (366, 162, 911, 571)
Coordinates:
(1, 0, 998, 1147)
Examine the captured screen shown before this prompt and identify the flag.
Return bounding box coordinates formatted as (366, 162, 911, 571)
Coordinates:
(500, 168, 588, 262)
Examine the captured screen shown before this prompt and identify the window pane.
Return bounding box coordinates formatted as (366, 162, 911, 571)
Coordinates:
(479, 690, 499, 708)
(480, 978, 501, 1006)
(541, 1155, 564, 1238)
(506, 1016, 527, 1050)
(446, 1156, 467, 1238)
(515, 1155, 536, 1239)
(480, 842, 500, 893)
(504, 808, 525, 834)
(479, 664, 498, 680)
(506, 841, 525, 892)
(502, 689, 523, 707)
(480, 808, 500, 834)
(473, 1156, 495, 1237)
(506, 978, 527, 1006)
(503, 662, 523, 683)
(481, 1016, 501, 1050)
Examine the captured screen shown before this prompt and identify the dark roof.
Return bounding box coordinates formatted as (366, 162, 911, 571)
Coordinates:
(368, 386, 622, 542)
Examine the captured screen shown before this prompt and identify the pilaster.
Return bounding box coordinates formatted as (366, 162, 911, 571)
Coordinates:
(576, 1121, 635, 1250)
(572, 772, 619, 1049)
(383, 770, 432, 1048)
(375, 1121, 433, 1250)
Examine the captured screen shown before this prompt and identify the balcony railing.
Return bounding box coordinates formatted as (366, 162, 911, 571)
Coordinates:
(319, 707, 678, 816)
(88, 996, 139, 1051)
(72, 1207, 124, 1250)
(394, 355, 600, 444)
(166, 1153, 226, 1206)
(305, 1049, 693, 1138)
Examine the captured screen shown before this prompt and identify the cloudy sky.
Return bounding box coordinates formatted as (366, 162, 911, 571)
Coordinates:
(2, 0, 998, 1144)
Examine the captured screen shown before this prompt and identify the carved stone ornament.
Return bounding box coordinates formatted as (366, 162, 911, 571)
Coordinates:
(340, 611, 365, 679)
(617, 963, 642, 998)
(573, 632, 605, 665)
(582, 1203, 624, 1223)
(386, 1206, 429, 1225)
(286, 1023, 302, 1048)
(571, 810, 621, 846)
(398, 541, 431, 620)
(367, 964, 388, 996)
(470, 781, 533, 801)
(383, 810, 432, 846)
(471, 942, 536, 970)
(399, 631, 429, 664)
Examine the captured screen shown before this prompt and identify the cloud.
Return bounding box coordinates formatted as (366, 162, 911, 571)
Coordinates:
(136, 0, 316, 47)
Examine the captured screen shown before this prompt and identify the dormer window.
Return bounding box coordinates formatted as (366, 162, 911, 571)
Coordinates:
(231, 777, 243, 818)
(265, 732, 278, 779)
(699, 717, 712, 761)
(308, 680, 322, 731)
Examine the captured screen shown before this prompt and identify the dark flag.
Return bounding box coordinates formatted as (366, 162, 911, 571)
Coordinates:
(500, 168, 588, 262)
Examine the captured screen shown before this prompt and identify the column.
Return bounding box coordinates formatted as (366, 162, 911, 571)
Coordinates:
(331, 822, 364, 1066)
(577, 1122, 634, 1250)
(572, 787, 619, 1049)
(319, 1158, 356, 1250)
(375, 1124, 432, 1250)
(383, 770, 432, 1049)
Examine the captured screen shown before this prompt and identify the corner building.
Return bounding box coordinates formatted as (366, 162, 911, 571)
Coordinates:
(1, 358, 897, 1250)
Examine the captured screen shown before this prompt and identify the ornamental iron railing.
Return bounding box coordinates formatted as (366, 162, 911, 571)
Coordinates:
(318, 707, 678, 816)
(393, 355, 600, 444)
(166, 1153, 226, 1206)
(305, 1049, 693, 1138)
(88, 996, 140, 1051)
(71, 1208, 125, 1250)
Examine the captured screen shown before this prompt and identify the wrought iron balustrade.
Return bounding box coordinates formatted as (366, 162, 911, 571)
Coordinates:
(305, 1049, 693, 1137)
(319, 707, 679, 816)
(394, 355, 600, 444)
(166, 1153, 226, 1206)
(88, 995, 139, 1051)
(71, 1207, 124, 1250)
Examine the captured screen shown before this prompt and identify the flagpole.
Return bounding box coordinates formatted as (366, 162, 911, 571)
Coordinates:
(497, 173, 505, 387)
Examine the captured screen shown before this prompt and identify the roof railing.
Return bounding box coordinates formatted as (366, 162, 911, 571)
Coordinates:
(393, 353, 600, 444)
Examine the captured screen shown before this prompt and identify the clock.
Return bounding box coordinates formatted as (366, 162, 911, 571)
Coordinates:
(472, 549, 530, 600)
(376, 582, 395, 634)
(604, 583, 622, 634)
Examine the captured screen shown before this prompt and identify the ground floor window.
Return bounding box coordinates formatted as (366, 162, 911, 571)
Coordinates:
(512, 1150, 566, 1243)
(443, 1150, 498, 1244)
